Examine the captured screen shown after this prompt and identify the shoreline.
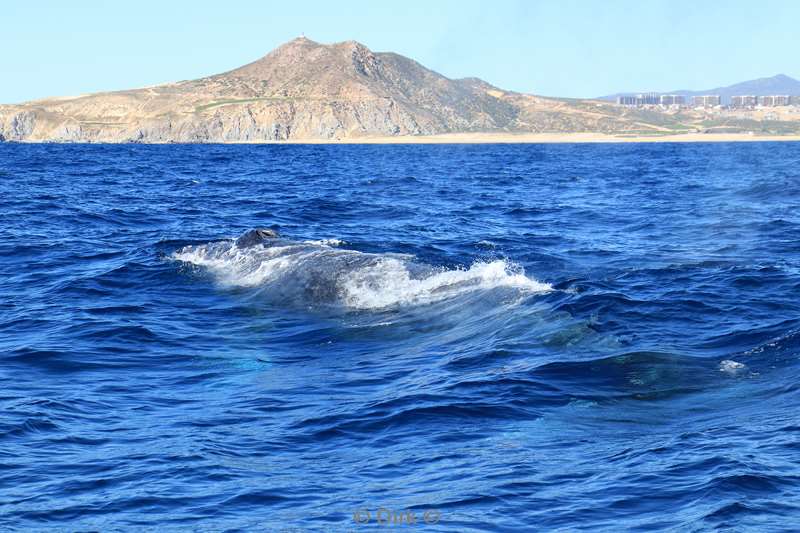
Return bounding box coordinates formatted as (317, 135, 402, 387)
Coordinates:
(7, 132, 800, 145)
(297, 132, 800, 144)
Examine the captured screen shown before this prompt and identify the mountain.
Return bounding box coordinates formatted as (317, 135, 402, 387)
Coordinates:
(601, 74, 800, 104)
(0, 37, 703, 143)
(1, 38, 798, 143)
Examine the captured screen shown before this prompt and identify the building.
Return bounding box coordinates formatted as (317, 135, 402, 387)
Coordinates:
(730, 95, 758, 108)
(637, 93, 660, 105)
(692, 95, 721, 107)
(760, 95, 792, 107)
(660, 94, 686, 106)
(616, 93, 661, 107)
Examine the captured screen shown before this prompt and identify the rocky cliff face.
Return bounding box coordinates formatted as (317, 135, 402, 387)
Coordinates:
(0, 37, 684, 142)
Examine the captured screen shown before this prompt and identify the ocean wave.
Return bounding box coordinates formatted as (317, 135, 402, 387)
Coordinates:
(172, 236, 550, 310)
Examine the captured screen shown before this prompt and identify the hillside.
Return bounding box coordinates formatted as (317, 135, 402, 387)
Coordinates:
(1, 38, 797, 143)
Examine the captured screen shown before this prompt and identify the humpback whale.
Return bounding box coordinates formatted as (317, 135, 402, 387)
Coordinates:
(235, 228, 279, 248)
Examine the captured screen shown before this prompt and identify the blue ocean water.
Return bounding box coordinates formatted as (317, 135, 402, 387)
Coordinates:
(1, 142, 799, 532)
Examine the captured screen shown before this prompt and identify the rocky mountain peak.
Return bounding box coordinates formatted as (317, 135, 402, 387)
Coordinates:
(218, 37, 386, 85)
(340, 40, 382, 78)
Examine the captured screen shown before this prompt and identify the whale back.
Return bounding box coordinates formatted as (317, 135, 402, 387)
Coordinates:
(235, 228, 279, 248)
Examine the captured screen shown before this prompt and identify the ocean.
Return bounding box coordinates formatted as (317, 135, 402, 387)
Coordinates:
(1, 142, 799, 531)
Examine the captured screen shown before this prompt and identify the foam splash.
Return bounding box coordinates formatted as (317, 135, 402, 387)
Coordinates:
(303, 238, 345, 246)
(172, 238, 550, 310)
(719, 359, 747, 376)
(340, 256, 547, 309)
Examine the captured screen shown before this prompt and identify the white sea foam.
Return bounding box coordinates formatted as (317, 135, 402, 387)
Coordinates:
(339, 256, 548, 309)
(172, 238, 551, 310)
(303, 238, 345, 246)
(719, 359, 747, 376)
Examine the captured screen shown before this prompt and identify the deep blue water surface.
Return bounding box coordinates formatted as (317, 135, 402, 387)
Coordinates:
(2, 143, 800, 531)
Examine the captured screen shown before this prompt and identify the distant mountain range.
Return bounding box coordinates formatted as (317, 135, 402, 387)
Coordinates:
(600, 74, 800, 104)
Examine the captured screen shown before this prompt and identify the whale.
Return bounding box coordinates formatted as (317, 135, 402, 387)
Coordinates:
(173, 228, 551, 310)
(235, 228, 279, 248)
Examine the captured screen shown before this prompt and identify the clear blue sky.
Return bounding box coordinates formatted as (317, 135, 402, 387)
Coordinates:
(4, 0, 799, 103)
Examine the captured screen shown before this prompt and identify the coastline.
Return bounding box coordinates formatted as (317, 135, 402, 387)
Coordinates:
(7, 132, 800, 145)
(285, 132, 800, 144)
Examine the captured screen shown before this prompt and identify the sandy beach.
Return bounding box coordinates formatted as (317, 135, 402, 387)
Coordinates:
(286, 132, 800, 144)
(12, 132, 800, 145)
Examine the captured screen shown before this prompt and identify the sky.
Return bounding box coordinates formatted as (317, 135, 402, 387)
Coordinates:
(3, 0, 799, 103)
